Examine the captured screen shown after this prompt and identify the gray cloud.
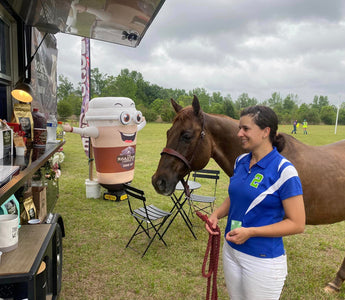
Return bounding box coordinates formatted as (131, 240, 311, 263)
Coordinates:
(57, 0, 345, 104)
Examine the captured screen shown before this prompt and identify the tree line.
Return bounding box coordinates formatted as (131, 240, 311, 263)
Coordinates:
(57, 68, 345, 125)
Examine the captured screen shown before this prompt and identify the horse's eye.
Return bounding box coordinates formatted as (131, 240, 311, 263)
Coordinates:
(181, 132, 193, 142)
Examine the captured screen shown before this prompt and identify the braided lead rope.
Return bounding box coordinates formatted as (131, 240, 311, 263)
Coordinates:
(196, 211, 221, 300)
(180, 174, 191, 198)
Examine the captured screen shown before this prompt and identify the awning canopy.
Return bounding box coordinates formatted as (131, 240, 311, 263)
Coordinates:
(7, 0, 165, 47)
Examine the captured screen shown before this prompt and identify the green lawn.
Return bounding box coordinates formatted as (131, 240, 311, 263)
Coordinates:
(56, 123, 345, 299)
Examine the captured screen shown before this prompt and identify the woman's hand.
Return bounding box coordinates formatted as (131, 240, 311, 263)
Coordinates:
(205, 214, 220, 235)
(62, 123, 72, 132)
(225, 227, 252, 244)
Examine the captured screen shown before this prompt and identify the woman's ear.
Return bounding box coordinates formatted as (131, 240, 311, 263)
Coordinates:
(263, 127, 271, 139)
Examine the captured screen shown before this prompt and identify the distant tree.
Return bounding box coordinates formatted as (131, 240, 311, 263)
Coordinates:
(150, 98, 164, 115)
(235, 93, 257, 111)
(69, 94, 83, 116)
(90, 67, 108, 98)
(169, 88, 188, 100)
(223, 100, 236, 118)
(209, 103, 224, 114)
(190, 88, 210, 111)
(267, 92, 283, 112)
(142, 83, 164, 106)
(283, 94, 298, 112)
(176, 95, 193, 108)
(57, 75, 75, 101)
(136, 104, 157, 122)
(312, 95, 329, 113)
(320, 106, 336, 125)
(211, 92, 224, 104)
(57, 75, 81, 119)
(115, 70, 137, 100)
(161, 107, 175, 122)
(58, 68, 343, 125)
(101, 75, 117, 96)
(280, 94, 299, 123)
(57, 100, 73, 120)
(297, 103, 309, 121)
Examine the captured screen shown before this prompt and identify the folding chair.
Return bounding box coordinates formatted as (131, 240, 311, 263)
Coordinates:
(124, 184, 172, 257)
(188, 169, 220, 215)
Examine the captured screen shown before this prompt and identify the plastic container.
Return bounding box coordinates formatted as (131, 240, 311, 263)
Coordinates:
(32, 109, 46, 128)
(32, 109, 47, 147)
(46, 114, 57, 143)
(56, 121, 64, 141)
(85, 179, 101, 198)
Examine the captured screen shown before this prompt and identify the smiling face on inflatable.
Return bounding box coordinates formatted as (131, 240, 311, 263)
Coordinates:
(85, 97, 146, 186)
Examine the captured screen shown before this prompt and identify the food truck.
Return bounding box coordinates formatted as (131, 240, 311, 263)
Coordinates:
(0, 1, 165, 298)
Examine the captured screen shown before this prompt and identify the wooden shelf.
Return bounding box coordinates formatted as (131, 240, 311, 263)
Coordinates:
(0, 141, 65, 205)
(0, 223, 59, 299)
(0, 224, 53, 275)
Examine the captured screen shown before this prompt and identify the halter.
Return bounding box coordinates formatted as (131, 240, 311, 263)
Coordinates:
(160, 114, 205, 196)
(161, 114, 205, 170)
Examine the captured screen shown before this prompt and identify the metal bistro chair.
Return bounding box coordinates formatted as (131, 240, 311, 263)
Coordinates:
(124, 184, 172, 257)
(188, 169, 220, 215)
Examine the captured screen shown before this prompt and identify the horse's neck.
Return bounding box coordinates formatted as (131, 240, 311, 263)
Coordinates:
(205, 114, 244, 176)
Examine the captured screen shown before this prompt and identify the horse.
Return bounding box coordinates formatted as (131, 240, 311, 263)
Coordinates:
(152, 95, 345, 293)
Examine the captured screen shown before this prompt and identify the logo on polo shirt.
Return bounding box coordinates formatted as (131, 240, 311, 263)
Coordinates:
(250, 173, 264, 188)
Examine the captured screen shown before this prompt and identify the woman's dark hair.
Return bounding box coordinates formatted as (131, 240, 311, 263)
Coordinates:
(240, 105, 285, 152)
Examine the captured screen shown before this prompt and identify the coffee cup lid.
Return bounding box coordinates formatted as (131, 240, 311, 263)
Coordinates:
(85, 97, 144, 125)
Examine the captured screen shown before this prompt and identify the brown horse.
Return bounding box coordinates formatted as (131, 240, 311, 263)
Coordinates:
(152, 95, 345, 293)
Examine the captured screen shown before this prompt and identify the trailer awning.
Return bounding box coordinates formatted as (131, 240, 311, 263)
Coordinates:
(7, 0, 165, 47)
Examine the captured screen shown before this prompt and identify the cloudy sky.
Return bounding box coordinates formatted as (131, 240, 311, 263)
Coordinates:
(56, 0, 345, 105)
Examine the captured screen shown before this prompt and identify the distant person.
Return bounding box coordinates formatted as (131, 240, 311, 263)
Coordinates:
(303, 119, 308, 135)
(291, 120, 297, 134)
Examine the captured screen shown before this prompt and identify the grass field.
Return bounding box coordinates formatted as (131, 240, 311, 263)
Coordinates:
(56, 122, 345, 299)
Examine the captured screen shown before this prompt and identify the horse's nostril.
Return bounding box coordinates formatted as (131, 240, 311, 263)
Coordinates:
(152, 175, 166, 193)
(156, 178, 166, 191)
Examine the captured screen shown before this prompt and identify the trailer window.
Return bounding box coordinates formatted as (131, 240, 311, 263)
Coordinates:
(0, 18, 11, 80)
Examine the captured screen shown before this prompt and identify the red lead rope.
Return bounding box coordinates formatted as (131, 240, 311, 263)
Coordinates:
(196, 211, 221, 300)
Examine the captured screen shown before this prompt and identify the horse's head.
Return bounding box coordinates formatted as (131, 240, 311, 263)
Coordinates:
(152, 95, 212, 195)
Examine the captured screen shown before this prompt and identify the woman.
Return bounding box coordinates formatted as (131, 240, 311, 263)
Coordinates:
(206, 106, 305, 300)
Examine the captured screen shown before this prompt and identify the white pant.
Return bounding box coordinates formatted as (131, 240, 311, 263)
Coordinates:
(223, 241, 287, 300)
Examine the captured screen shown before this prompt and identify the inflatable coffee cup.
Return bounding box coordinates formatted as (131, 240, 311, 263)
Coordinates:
(63, 97, 146, 189)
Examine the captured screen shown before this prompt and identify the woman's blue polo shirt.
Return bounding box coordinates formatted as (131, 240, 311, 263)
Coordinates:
(225, 147, 303, 258)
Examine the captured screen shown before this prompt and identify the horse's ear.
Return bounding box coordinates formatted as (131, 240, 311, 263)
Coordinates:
(171, 98, 183, 113)
(192, 95, 201, 116)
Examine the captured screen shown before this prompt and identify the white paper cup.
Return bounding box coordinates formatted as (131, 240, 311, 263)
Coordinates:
(0, 215, 19, 252)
